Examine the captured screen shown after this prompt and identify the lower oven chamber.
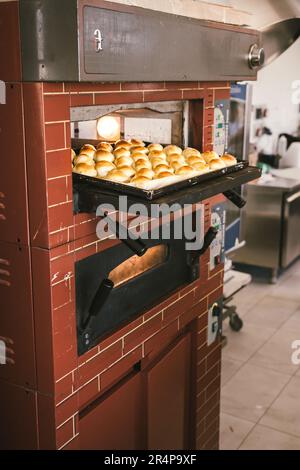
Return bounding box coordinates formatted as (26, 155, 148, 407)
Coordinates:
(76, 216, 204, 355)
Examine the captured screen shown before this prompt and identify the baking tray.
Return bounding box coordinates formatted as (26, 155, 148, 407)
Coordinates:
(72, 161, 248, 201)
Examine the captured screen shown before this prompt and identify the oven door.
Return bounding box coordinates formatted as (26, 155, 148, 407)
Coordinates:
(76, 224, 199, 355)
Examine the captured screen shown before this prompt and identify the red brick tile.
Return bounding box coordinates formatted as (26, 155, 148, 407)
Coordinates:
(46, 149, 71, 179)
(43, 83, 65, 93)
(144, 90, 182, 102)
(208, 286, 223, 305)
(49, 229, 70, 248)
(53, 324, 76, 363)
(205, 374, 221, 398)
(65, 83, 120, 93)
(52, 280, 72, 310)
(206, 345, 221, 371)
(167, 81, 199, 90)
(182, 89, 205, 100)
(74, 218, 99, 240)
(48, 176, 71, 206)
(99, 316, 143, 352)
(55, 373, 73, 404)
(70, 93, 94, 107)
(50, 252, 74, 285)
(197, 362, 219, 395)
(94, 91, 144, 105)
(201, 81, 229, 89)
(197, 309, 208, 332)
(197, 327, 207, 349)
(65, 122, 71, 147)
(48, 201, 73, 233)
(78, 378, 99, 409)
(61, 435, 80, 450)
(74, 233, 98, 251)
(44, 94, 70, 122)
(74, 243, 97, 262)
(56, 393, 78, 427)
(79, 340, 123, 385)
(78, 345, 99, 366)
(163, 292, 194, 327)
(144, 320, 179, 357)
(197, 359, 206, 382)
(121, 82, 165, 91)
(204, 89, 215, 107)
(123, 314, 162, 354)
(100, 346, 143, 392)
(194, 272, 222, 302)
(143, 291, 179, 322)
(179, 298, 207, 330)
(45, 123, 65, 151)
(56, 418, 74, 449)
(204, 125, 213, 144)
(215, 88, 230, 100)
(204, 109, 214, 127)
(53, 302, 76, 334)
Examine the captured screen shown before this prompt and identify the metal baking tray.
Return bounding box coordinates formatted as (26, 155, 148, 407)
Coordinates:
(73, 161, 249, 201)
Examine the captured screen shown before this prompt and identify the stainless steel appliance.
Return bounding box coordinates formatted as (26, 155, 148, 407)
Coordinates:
(235, 177, 300, 282)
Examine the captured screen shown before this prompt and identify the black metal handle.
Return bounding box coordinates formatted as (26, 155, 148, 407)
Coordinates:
(114, 220, 148, 257)
(81, 278, 114, 331)
(198, 226, 219, 257)
(223, 189, 246, 209)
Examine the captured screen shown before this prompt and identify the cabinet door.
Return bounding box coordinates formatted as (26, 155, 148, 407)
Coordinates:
(79, 373, 143, 450)
(147, 334, 191, 450)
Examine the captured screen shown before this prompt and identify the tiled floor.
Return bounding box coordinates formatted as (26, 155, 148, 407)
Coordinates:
(220, 259, 300, 450)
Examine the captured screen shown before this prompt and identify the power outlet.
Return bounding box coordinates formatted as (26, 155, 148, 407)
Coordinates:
(207, 302, 222, 346)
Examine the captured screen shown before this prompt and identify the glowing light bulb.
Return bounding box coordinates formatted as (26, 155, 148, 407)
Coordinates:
(97, 116, 120, 141)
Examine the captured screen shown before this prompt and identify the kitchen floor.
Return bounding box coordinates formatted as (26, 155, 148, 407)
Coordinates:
(220, 258, 300, 450)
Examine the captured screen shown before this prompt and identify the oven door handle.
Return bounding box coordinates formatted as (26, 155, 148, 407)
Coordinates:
(104, 215, 148, 257)
(198, 226, 219, 257)
(223, 189, 246, 209)
(81, 278, 114, 331)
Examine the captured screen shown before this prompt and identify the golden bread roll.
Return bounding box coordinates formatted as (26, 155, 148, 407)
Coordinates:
(175, 165, 194, 176)
(167, 154, 186, 164)
(171, 161, 185, 172)
(202, 151, 220, 163)
(151, 158, 167, 169)
(81, 144, 96, 152)
(135, 159, 152, 170)
(94, 150, 115, 163)
(209, 158, 226, 170)
(147, 143, 164, 152)
(148, 150, 167, 160)
(182, 148, 201, 158)
(73, 154, 95, 166)
(164, 145, 182, 155)
(73, 163, 97, 177)
(136, 168, 155, 179)
(131, 176, 151, 189)
(221, 154, 237, 166)
(114, 147, 131, 159)
(115, 156, 134, 167)
(132, 153, 149, 163)
(131, 146, 148, 155)
(116, 165, 136, 178)
(186, 156, 206, 166)
(115, 139, 131, 150)
(71, 149, 76, 162)
(106, 169, 129, 183)
(192, 162, 210, 173)
(130, 138, 145, 147)
(156, 171, 174, 179)
(95, 161, 116, 177)
(154, 164, 174, 176)
(97, 142, 113, 152)
(79, 147, 95, 158)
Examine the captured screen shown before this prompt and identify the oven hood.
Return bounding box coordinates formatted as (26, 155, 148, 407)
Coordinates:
(233, 0, 300, 67)
(12, 0, 262, 83)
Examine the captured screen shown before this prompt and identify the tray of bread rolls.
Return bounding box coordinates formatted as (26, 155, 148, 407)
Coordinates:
(72, 139, 246, 201)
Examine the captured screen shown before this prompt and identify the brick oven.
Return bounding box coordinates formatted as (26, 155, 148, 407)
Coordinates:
(0, 0, 261, 450)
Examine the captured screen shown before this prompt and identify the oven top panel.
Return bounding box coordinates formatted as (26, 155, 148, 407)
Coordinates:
(18, 0, 260, 82)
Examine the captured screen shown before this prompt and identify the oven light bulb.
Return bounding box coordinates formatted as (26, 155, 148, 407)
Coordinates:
(97, 116, 120, 141)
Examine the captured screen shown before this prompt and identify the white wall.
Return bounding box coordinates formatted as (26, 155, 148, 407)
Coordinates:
(250, 38, 300, 151)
